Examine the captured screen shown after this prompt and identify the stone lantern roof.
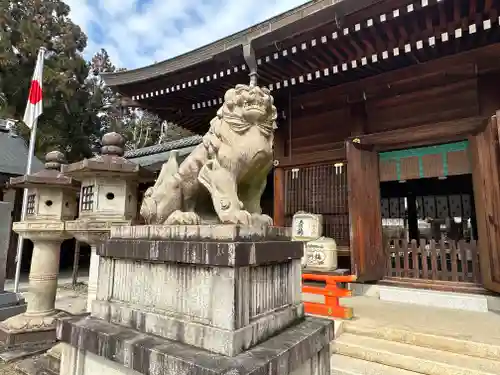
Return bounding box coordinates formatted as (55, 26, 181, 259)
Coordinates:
(62, 132, 154, 181)
(9, 151, 80, 190)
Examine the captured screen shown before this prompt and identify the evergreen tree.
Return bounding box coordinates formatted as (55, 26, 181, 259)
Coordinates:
(0, 0, 98, 161)
(0, 0, 193, 161)
(89, 49, 174, 151)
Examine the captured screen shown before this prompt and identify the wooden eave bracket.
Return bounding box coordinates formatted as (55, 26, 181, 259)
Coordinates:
(243, 43, 258, 87)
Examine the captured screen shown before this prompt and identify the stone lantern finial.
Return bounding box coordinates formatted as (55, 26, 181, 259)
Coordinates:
(101, 132, 125, 157)
(44, 150, 66, 170)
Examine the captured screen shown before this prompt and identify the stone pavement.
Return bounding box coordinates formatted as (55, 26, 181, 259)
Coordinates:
(0, 273, 89, 374)
(2, 280, 498, 375)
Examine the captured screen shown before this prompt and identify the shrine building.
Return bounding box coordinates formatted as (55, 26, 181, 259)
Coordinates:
(103, 0, 500, 294)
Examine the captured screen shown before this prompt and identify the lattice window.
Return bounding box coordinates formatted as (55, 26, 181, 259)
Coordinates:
(26, 194, 36, 215)
(284, 163, 350, 246)
(81, 185, 94, 212)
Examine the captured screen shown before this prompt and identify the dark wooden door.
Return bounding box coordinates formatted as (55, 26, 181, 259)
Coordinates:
(346, 140, 385, 282)
(469, 114, 500, 293)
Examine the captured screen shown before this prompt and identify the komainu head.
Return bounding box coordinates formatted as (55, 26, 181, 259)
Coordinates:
(217, 84, 277, 133)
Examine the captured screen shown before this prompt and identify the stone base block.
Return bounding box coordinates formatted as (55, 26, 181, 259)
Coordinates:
(45, 342, 63, 374)
(0, 291, 27, 321)
(95, 233, 304, 356)
(57, 315, 333, 375)
(91, 299, 304, 357)
(9, 342, 63, 375)
(110, 224, 292, 241)
(0, 310, 69, 349)
(0, 343, 53, 364)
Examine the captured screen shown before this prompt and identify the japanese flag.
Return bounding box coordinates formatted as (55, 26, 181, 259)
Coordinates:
(23, 47, 46, 129)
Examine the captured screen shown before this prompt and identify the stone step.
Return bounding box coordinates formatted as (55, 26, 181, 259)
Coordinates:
(330, 354, 423, 375)
(332, 333, 500, 375)
(15, 354, 58, 375)
(343, 323, 500, 361)
(44, 347, 61, 374)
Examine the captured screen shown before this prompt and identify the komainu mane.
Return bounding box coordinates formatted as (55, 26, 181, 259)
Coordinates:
(140, 84, 277, 226)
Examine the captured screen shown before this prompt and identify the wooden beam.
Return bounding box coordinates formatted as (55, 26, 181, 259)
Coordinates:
(349, 116, 487, 151)
(350, 101, 367, 136)
(276, 148, 346, 168)
(295, 44, 500, 106)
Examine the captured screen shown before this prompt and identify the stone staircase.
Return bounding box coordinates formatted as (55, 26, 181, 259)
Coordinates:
(328, 297, 500, 375)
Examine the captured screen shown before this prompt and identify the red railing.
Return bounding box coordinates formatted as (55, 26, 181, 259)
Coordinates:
(302, 273, 356, 319)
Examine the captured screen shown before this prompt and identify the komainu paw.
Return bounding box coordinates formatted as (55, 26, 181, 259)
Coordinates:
(165, 211, 202, 225)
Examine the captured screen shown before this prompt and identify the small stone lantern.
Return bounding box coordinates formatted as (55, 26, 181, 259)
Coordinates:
(63, 132, 154, 311)
(0, 151, 80, 347)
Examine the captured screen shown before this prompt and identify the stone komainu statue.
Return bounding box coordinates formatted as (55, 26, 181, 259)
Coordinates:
(140, 84, 277, 226)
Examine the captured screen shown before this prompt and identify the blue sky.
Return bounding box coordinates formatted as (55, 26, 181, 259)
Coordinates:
(66, 0, 310, 69)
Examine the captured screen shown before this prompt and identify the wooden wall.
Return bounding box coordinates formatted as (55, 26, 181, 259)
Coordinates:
(287, 107, 351, 156)
(271, 53, 500, 285)
(365, 79, 478, 133)
(284, 164, 349, 247)
(274, 67, 489, 252)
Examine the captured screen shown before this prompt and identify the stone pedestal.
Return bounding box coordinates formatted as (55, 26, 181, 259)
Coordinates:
(0, 201, 26, 320)
(0, 225, 71, 348)
(57, 225, 333, 375)
(0, 151, 79, 350)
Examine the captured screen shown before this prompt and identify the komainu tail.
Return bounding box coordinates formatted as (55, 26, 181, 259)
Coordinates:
(156, 150, 179, 187)
(140, 150, 180, 224)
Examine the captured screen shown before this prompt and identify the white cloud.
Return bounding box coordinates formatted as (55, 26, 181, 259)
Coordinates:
(66, 0, 309, 69)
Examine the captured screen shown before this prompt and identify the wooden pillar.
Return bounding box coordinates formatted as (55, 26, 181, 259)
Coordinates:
(71, 240, 81, 286)
(272, 91, 291, 227)
(273, 167, 285, 227)
(286, 90, 292, 158)
(407, 193, 419, 240)
(469, 113, 500, 292)
(346, 139, 385, 282)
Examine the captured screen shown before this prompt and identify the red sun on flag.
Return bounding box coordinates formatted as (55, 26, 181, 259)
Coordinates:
(28, 80, 42, 105)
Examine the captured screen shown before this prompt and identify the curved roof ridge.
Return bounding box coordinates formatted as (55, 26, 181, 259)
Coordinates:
(102, 0, 340, 86)
(124, 135, 203, 159)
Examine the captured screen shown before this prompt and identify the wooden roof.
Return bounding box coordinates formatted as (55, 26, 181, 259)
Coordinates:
(102, 0, 379, 87)
(104, 0, 500, 133)
(0, 124, 43, 176)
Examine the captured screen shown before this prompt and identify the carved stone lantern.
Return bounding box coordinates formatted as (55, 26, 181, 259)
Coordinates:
(63, 132, 154, 311)
(0, 151, 80, 347)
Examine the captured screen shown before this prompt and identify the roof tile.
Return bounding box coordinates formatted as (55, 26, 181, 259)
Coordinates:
(124, 135, 203, 159)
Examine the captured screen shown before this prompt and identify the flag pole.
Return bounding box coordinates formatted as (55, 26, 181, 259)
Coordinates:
(13, 117, 39, 293)
(13, 47, 45, 293)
